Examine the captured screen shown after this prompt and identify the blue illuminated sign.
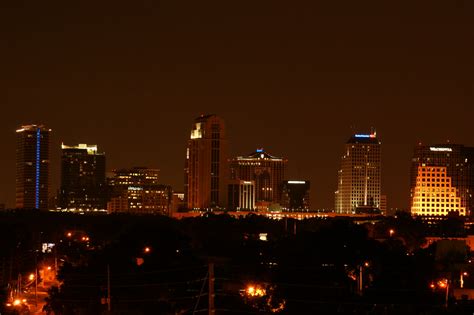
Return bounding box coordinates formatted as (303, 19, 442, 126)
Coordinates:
(354, 134, 370, 138)
(256, 149, 264, 153)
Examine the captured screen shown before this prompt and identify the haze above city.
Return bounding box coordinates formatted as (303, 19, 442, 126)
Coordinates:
(0, 1, 472, 209)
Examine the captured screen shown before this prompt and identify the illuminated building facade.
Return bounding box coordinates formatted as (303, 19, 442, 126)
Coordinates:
(107, 167, 172, 215)
(411, 165, 465, 216)
(281, 180, 310, 211)
(108, 167, 160, 187)
(185, 114, 228, 210)
(335, 132, 382, 214)
(229, 149, 287, 210)
(228, 180, 256, 211)
(16, 124, 51, 210)
(59, 144, 106, 211)
(410, 144, 474, 216)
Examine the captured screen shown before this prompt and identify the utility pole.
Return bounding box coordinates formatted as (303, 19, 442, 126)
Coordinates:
(208, 263, 215, 315)
(445, 280, 449, 309)
(35, 267, 38, 309)
(34, 254, 38, 309)
(107, 264, 111, 313)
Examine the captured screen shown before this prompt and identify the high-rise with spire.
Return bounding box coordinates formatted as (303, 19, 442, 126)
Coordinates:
(184, 114, 228, 210)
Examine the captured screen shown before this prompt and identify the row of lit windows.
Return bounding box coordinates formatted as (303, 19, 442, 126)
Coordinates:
(414, 209, 465, 214)
(419, 183, 452, 188)
(419, 189, 456, 194)
(419, 167, 446, 173)
(413, 203, 460, 208)
(419, 173, 446, 177)
(418, 178, 450, 182)
(414, 198, 459, 203)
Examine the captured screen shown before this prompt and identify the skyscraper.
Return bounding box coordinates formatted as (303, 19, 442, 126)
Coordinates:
(229, 149, 287, 210)
(281, 180, 311, 211)
(410, 144, 474, 216)
(16, 124, 51, 210)
(59, 143, 107, 212)
(184, 114, 228, 210)
(335, 132, 382, 214)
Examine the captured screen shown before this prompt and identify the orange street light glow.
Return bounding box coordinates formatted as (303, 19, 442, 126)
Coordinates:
(437, 280, 448, 289)
(245, 284, 266, 297)
(29, 273, 35, 281)
(144, 247, 151, 254)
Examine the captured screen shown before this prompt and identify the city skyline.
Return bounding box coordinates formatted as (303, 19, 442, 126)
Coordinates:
(0, 1, 472, 210)
(5, 119, 473, 212)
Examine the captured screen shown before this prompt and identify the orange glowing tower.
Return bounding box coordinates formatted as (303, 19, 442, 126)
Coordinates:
(184, 115, 228, 210)
(411, 165, 465, 216)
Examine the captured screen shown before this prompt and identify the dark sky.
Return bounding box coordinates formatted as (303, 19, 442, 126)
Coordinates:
(0, 1, 473, 210)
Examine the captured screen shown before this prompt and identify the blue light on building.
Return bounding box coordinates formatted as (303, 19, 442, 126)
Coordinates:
(35, 128, 41, 209)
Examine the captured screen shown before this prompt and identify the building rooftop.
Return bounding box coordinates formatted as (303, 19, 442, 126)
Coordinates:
(61, 143, 102, 155)
(235, 149, 285, 161)
(16, 124, 51, 133)
(347, 133, 380, 144)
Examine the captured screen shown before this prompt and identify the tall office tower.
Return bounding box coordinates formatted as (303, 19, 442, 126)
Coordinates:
(281, 180, 311, 211)
(229, 149, 287, 210)
(228, 180, 256, 211)
(411, 165, 465, 216)
(334, 132, 382, 214)
(59, 144, 107, 212)
(16, 124, 51, 210)
(410, 144, 474, 216)
(107, 167, 172, 216)
(184, 114, 228, 210)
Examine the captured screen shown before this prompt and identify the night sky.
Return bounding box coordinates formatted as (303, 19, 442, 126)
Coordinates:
(0, 1, 472, 210)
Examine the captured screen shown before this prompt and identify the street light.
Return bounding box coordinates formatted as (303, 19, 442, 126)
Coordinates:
(144, 247, 151, 254)
(358, 262, 370, 295)
(435, 279, 449, 308)
(29, 273, 35, 281)
(461, 272, 468, 289)
(389, 229, 395, 237)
